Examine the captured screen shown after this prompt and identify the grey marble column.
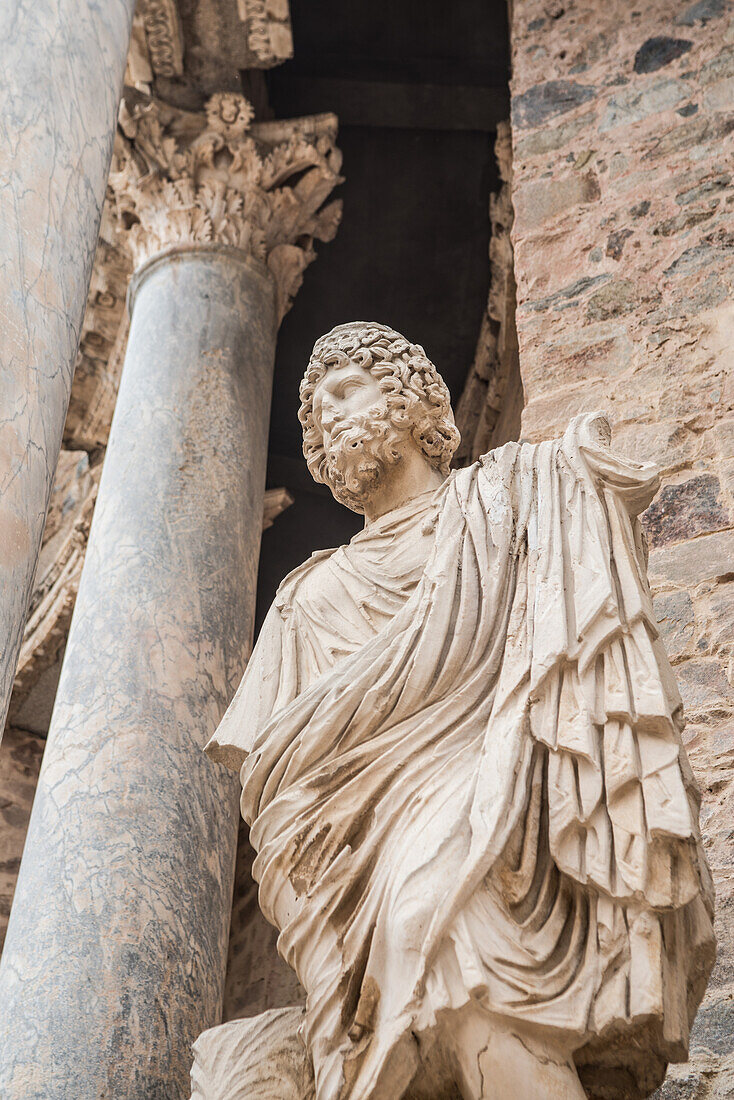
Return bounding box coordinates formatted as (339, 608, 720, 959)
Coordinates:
(0, 246, 278, 1100)
(0, 0, 135, 734)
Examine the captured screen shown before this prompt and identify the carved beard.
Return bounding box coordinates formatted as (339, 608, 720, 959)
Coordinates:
(323, 405, 406, 512)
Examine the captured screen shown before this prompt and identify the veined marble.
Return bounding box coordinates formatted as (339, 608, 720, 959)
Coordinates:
(0, 0, 135, 736)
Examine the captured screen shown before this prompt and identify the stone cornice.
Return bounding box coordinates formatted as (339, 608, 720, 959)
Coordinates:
(108, 91, 342, 320)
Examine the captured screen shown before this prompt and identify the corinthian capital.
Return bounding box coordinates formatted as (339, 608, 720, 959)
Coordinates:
(108, 91, 343, 319)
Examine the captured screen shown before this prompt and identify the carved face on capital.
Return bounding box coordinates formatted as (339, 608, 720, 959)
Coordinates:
(204, 93, 255, 140)
(299, 322, 460, 513)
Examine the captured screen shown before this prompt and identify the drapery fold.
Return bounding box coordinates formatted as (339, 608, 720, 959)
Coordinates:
(207, 413, 714, 1100)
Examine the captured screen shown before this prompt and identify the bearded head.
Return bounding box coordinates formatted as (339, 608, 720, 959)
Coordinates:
(298, 322, 460, 513)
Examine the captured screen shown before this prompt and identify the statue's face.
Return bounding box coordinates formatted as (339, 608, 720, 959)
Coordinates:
(311, 360, 406, 512)
(311, 360, 384, 450)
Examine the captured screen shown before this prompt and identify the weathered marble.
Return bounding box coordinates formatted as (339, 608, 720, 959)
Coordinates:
(110, 91, 343, 322)
(0, 482, 292, 951)
(0, 94, 342, 1090)
(0, 0, 135, 736)
(204, 323, 714, 1100)
(0, 249, 278, 1099)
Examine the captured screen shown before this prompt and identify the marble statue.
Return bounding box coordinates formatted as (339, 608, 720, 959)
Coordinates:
(200, 322, 715, 1100)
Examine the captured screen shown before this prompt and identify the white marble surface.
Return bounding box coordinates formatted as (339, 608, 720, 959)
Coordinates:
(191, 1008, 314, 1100)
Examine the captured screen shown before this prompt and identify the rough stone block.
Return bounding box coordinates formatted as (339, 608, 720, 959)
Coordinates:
(675, 171, 731, 205)
(634, 37, 693, 75)
(711, 1057, 734, 1099)
(586, 278, 641, 320)
(709, 886, 734, 991)
(703, 76, 734, 111)
(508, 0, 734, 1089)
(684, 714, 734, 815)
(675, 657, 733, 716)
(653, 590, 695, 659)
(611, 419, 709, 475)
(651, 1065, 708, 1100)
(599, 79, 690, 132)
(648, 530, 734, 588)
(676, 0, 728, 28)
(642, 473, 730, 547)
(711, 419, 734, 460)
(690, 994, 734, 1058)
(692, 582, 734, 661)
(514, 111, 596, 159)
(519, 322, 632, 397)
(514, 171, 601, 230)
(700, 45, 734, 84)
(512, 79, 596, 128)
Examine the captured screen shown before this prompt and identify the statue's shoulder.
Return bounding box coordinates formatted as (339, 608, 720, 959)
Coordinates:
(463, 439, 524, 482)
(274, 546, 340, 609)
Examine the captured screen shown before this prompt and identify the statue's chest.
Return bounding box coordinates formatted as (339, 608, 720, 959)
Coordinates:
(296, 500, 439, 648)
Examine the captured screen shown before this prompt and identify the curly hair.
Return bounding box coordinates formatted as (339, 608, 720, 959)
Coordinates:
(298, 322, 460, 485)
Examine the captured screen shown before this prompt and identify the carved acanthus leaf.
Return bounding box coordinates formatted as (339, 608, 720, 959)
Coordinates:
(109, 92, 343, 319)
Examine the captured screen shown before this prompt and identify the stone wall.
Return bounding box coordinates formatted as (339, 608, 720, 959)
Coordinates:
(509, 1, 734, 1096)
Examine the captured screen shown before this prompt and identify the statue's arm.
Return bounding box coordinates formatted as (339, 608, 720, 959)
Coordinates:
(205, 600, 291, 772)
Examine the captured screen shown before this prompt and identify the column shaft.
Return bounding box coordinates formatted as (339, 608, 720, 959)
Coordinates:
(0, 0, 135, 731)
(0, 248, 277, 1099)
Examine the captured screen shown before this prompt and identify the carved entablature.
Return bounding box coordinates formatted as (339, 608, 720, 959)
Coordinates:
(137, 0, 185, 78)
(108, 91, 343, 320)
(64, 203, 132, 450)
(9, 452, 100, 720)
(237, 0, 293, 68)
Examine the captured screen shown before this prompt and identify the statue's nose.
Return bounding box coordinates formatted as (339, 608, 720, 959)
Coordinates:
(321, 399, 339, 433)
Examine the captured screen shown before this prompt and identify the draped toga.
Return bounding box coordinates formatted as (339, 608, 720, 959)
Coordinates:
(207, 414, 715, 1100)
